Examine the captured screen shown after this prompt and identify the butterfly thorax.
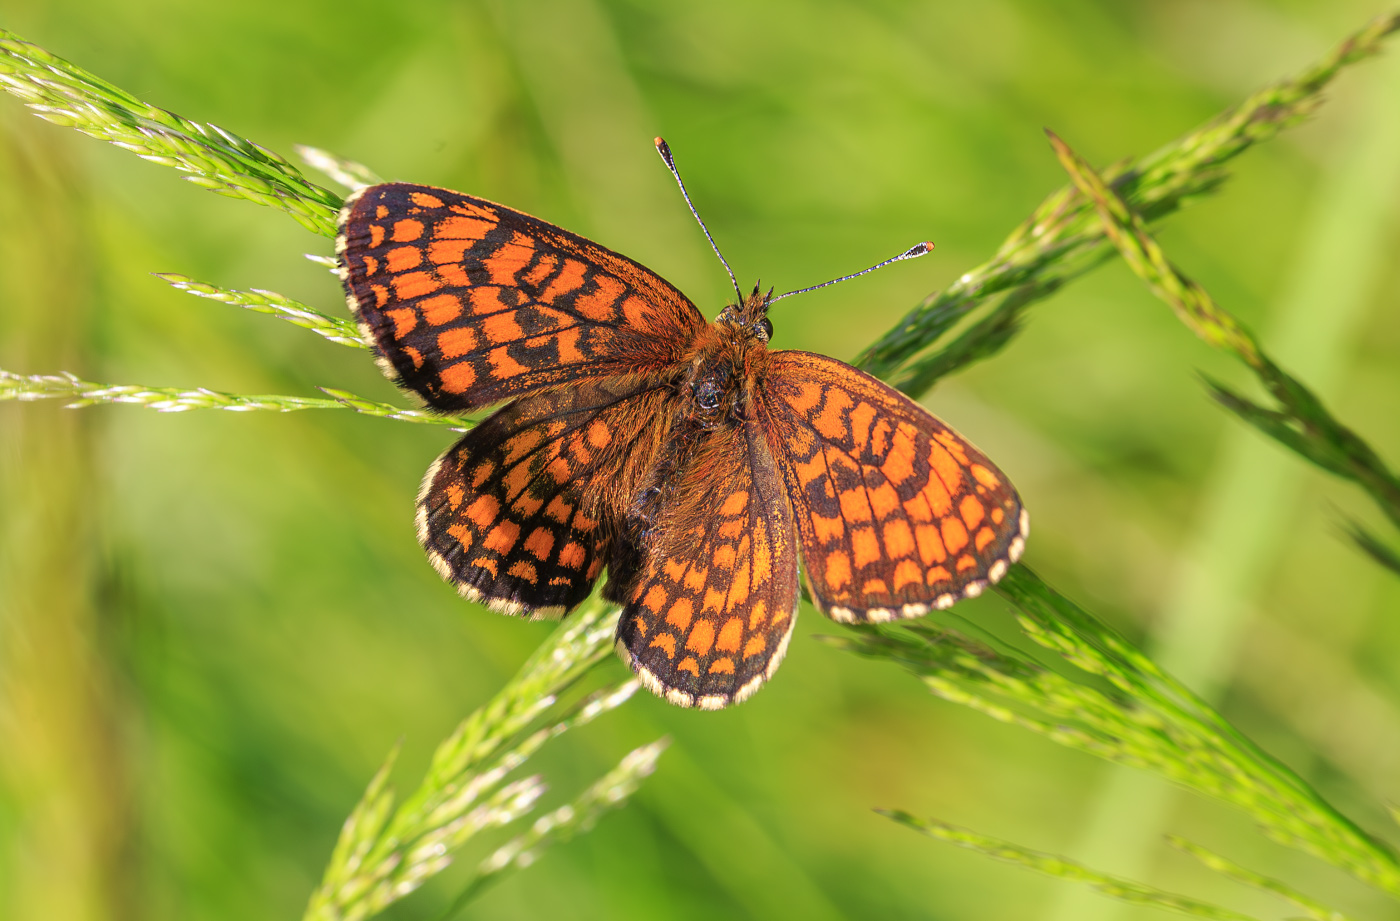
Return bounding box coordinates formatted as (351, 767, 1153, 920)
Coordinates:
(606, 294, 774, 593)
(678, 287, 773, 429)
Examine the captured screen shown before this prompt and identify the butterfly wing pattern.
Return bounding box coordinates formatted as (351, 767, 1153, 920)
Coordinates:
(337, 183, 704, 411)
(759, 352, 1026, 622)
(611, 418, 800, 708)
(417, 377, 676, 616)
(338, 179, 1027, 709)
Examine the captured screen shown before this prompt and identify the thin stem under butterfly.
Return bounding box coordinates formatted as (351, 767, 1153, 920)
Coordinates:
(769, 241, 935, 303)
(654, 137, 744, 304)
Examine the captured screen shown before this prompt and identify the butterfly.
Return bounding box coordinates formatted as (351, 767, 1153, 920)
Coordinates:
(335, 139, 1027, 709)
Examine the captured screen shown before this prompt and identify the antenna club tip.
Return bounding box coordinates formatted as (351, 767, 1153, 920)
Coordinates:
(653, 136, 665, 147)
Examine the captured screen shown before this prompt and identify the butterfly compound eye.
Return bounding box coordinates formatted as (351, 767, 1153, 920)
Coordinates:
(695, 379, 722, 412)
(758, 317, 773, 341)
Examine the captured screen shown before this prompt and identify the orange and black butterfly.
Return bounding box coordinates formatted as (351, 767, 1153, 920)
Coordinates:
(335, 139, 1027, 709)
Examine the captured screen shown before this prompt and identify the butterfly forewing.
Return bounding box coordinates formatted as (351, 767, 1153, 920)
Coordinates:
(611, 417, 800, 709)
(759, 351, 1026, 622)
(419, 377, 678, 616)
(338, 183, 705, 411)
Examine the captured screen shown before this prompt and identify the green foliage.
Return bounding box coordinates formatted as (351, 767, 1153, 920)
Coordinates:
(0, 367, 463, 425)
(831, 564, 1400, 917)
(880, 812, 1266, 921)
(156, 273, 369, 350)
(0, 29, 341, 235)
(2, 7, 1399, 921)
(861, 11, 1400, 398)
(305, 601, 662, 921)
(1046, 124, 1400, 579)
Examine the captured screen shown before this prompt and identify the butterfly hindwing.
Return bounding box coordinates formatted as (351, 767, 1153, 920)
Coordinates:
(758, 351, 1026, 622)
(337, 183, 706, 412)
(611, 417, 800, 709)
(419, 377, 678, 616)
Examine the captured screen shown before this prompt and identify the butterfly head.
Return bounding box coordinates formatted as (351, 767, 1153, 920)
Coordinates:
(716, 282, 775, 344)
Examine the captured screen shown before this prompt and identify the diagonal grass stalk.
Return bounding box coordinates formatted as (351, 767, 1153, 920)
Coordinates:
(303, 602, 658, 921)
(880, 811, 1266, 921)
(860, 11, 1400, 398)
(826, 565, 1400, 900)
(442, 739, 669, 917)
(0, 368, 467, 426)
(1046, 129, 1400, 570)
(155, 273, 368, 349)
(836, 564, 1394, 918)
(0, 29, 341, 235)
(1167, 836, 1356, 921)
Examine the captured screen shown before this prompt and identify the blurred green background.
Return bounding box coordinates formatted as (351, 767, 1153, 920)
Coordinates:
(2, 1, 1399, 919)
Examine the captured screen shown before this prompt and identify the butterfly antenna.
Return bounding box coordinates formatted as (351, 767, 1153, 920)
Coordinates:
(654, 137, 743, 304)
(769, 242, 934, 304)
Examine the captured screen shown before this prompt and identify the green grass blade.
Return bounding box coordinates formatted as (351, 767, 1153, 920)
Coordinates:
(304, 601, 632, 921)
(0, 29, 342, 235)
(1167, 836, 1354, 921)
(857, 11, 1400, 391)
(0, 368, 464, 426)
(1048, 129, 1400, 550)
(880, 811, 1265, 921)
(832, 565, 1400, 898)
(443, 739, 670, 916)
(155, 273, 367, 349)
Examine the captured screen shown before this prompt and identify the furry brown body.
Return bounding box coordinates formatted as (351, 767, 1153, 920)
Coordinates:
(604, 291, 776, 605)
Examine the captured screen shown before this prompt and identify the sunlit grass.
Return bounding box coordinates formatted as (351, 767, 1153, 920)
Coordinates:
(1, 10, 1398, 921)
(304, 601, 662, 921)
(863, 12, 1400, 399)
(831, 564, 1400, 917)
(1048, 128, 1400, 576)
